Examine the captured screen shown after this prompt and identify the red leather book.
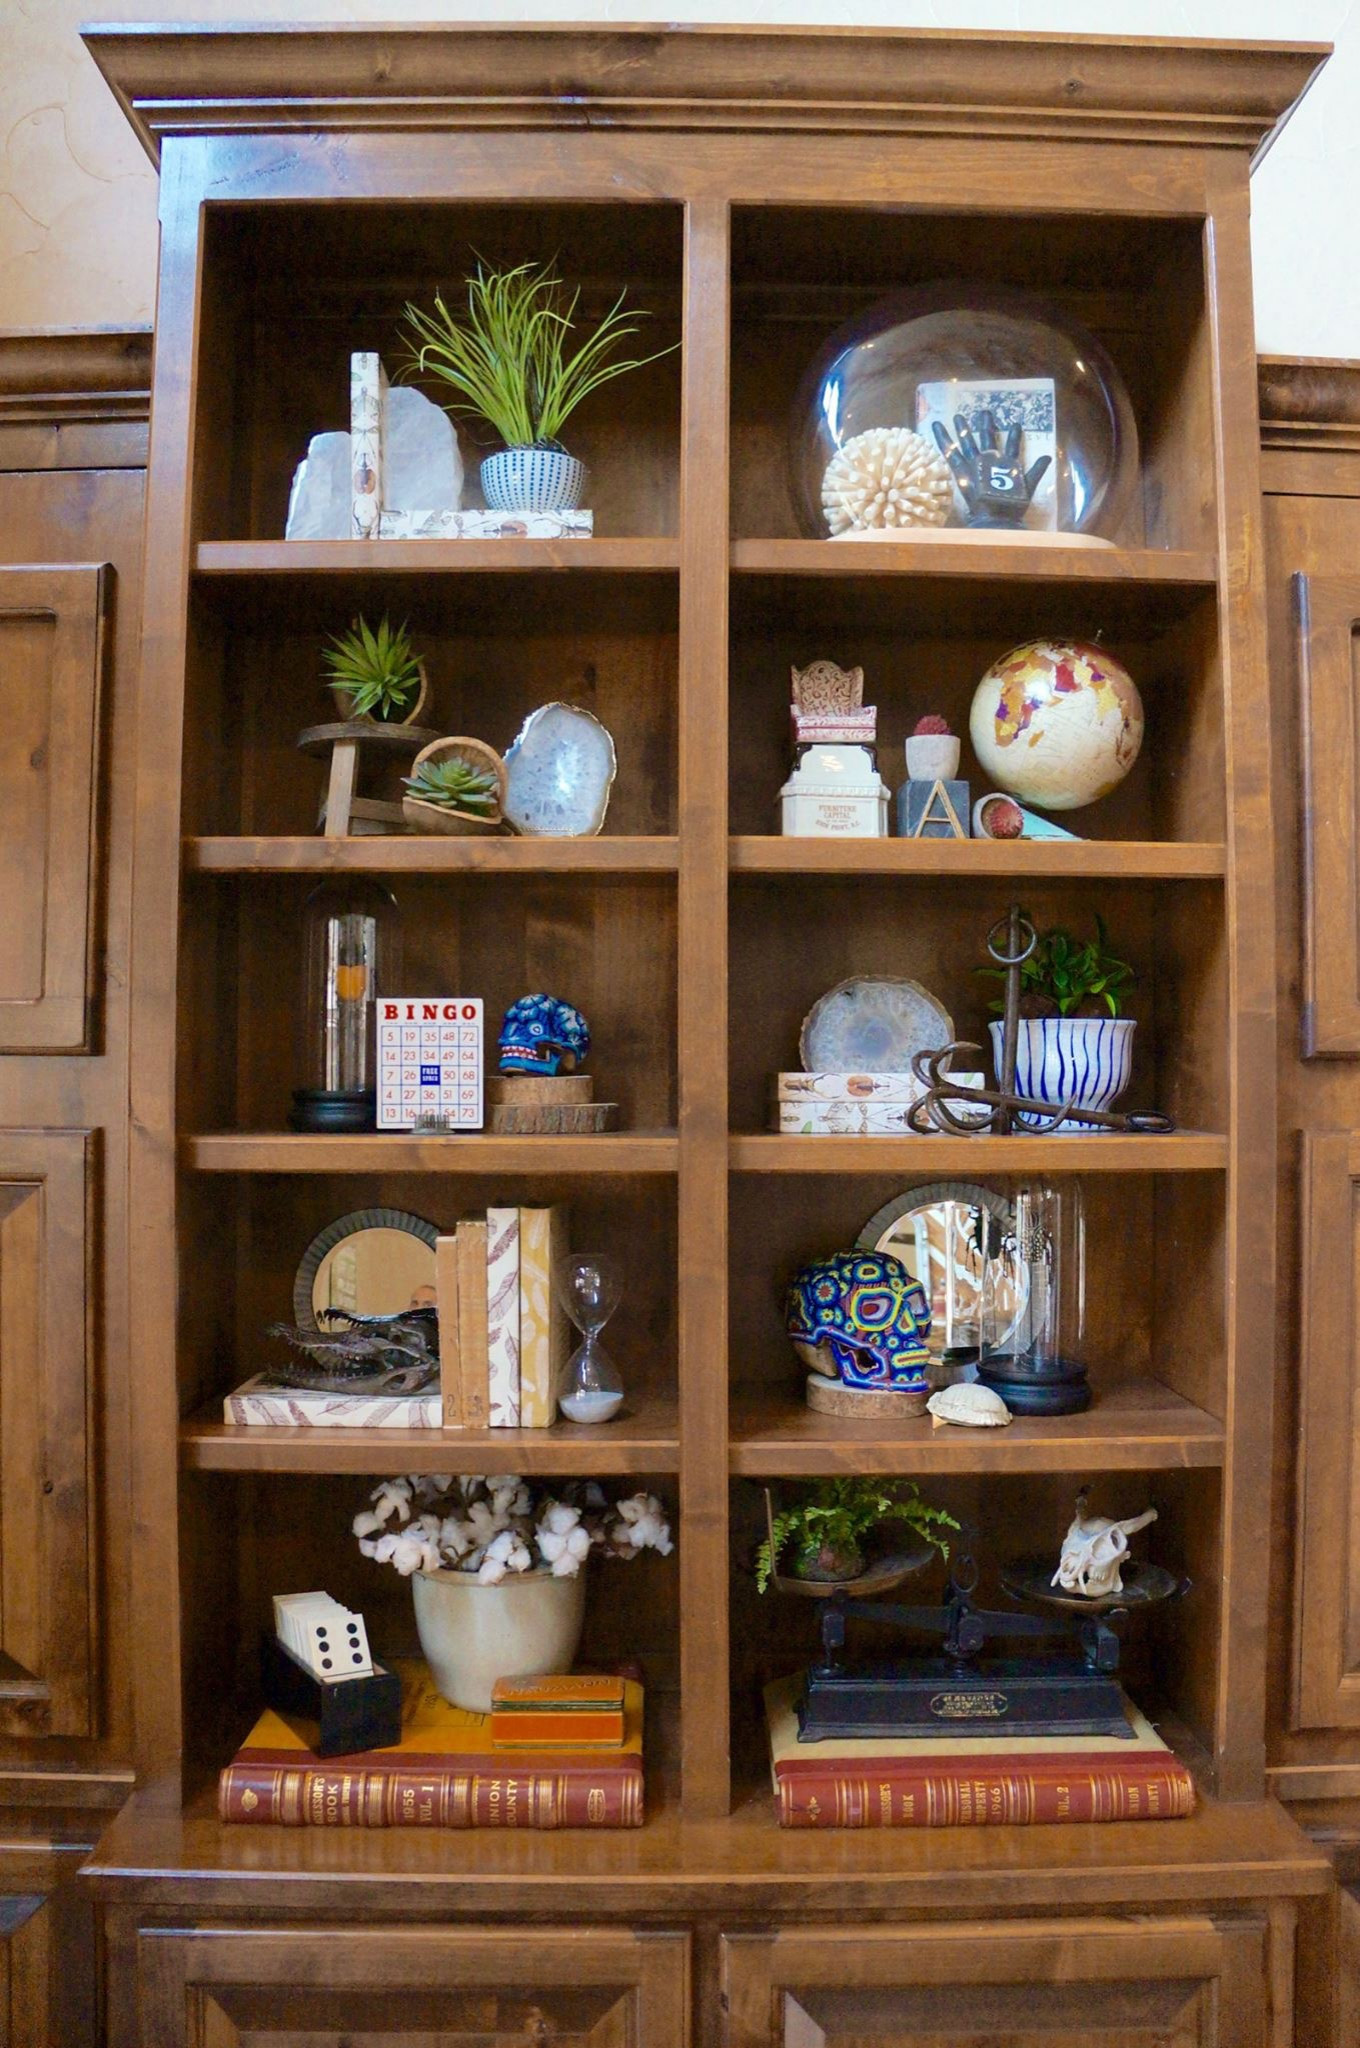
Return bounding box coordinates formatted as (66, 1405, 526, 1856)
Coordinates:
(766, 1676, 1194, 1828)
(220, 1661, 644, 1828)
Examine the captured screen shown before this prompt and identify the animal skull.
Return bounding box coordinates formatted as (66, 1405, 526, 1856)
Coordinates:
(1052, 1491, 1158, 1598)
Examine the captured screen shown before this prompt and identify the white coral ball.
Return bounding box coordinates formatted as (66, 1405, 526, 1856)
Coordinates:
(821, 426, 953, 537)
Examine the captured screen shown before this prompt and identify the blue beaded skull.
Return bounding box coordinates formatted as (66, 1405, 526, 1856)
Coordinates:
(498, 993, 591, 1076)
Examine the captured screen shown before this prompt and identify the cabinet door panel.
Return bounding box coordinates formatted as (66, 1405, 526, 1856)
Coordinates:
(722, 1919, 1264, 2048)
(137, 1924, 688, 2047)
(1298, 572, 1360, 1056)
(0, 1130, 95, 1737)
(1292, 1129, 1360, 1728)
(0, 564, 107, 1053)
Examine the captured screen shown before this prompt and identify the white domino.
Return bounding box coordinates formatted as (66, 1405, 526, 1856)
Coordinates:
(273, 1591, 373, 1682)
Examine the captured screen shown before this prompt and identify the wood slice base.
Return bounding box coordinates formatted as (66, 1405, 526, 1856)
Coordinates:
(490, 1101, 617, 1134)
(488, 1074, 595, 1106)
(805, 1374, 929, 1419)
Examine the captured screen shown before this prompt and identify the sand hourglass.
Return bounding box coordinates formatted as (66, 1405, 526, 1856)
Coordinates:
(554, 1253, 625, 1423)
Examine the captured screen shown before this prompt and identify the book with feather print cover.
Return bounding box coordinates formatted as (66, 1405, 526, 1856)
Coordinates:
(220, 1659, 644, 1827)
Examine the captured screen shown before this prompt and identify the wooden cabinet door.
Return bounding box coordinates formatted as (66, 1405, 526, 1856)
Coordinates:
(722, 1918, 1268, 2048)
(1293, 1129, 1360, 1729)
(136, 1924, 689, 2046)
(0, 1890, 97, 2048)
(0, 565, 108, 1054)
(0, 1129, 95, 1738)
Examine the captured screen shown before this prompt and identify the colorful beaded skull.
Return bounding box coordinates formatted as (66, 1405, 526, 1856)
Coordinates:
(498, 993, 591, 1076)
(786, 1250, 931, 1394)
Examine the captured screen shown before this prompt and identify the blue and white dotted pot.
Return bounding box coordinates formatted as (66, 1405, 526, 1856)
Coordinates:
(990, 1015, 1136, 1132)
(480, 445, 587, 514)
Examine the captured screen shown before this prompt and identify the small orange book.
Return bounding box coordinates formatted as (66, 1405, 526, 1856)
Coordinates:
(492, 1674, 627, 1748)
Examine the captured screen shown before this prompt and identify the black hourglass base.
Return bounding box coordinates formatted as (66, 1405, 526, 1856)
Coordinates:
(290, 1088, 376, 1134)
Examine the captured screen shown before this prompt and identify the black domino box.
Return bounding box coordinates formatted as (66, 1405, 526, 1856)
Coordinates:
(259, 1632, 403, 1758)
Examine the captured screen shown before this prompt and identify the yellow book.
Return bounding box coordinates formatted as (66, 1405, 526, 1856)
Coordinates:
(518, 1205, 569, 1428)
(455, 1220, 489, 1429)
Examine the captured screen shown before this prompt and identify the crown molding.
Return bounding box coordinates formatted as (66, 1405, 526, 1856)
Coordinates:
(80, 23, 1326, 170)
(0, 329, 152, 426)
(1258, 354, 1360, 454)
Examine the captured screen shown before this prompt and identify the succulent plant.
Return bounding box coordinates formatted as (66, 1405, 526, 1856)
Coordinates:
(323, 616, 422, 723)
(404, 754, 501, 817)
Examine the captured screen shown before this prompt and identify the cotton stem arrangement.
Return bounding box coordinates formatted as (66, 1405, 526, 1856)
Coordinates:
(354, 1474, 673, 1583)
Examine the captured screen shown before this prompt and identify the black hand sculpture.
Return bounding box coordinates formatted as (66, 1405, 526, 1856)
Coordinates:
(931, 409, 1051, 529)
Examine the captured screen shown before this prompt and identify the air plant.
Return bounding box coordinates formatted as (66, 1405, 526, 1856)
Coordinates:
(400, 259, 677, 449)
(323, 616, 422, 723)
(403, 754, 501, 818)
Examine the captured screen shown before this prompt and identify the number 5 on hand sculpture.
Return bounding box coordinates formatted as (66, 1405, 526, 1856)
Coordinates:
(932, 410, 1051, 529)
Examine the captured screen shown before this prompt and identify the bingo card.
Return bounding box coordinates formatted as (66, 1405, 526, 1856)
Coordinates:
(377, 997, 484, 1131)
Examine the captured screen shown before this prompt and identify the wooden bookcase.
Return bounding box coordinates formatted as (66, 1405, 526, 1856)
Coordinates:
(80, 26, 1338, 2037)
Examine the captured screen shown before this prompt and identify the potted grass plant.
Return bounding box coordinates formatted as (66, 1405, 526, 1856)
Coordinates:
(323, 615, 428, 726)
(401, 259, 677, 515)
(982, 912, 1137, 1130)
(402, 736, 506, 837)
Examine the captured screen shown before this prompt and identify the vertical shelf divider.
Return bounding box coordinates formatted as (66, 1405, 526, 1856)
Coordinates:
(677, 198, 733, 1820)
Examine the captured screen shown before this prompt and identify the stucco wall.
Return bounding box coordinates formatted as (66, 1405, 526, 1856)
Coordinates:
(2, 0, 1356, 355)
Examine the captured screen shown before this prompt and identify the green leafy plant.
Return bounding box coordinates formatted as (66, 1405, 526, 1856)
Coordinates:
(401, 259, 677, 449)
(755, 1479, 957, 1594)
(981, 912, 1134, 1020)
(323, 616, 422, 723)
(404, 754, 501, 818)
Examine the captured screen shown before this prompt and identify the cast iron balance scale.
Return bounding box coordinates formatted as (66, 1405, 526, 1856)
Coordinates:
(765, 1499, 1183, 1743)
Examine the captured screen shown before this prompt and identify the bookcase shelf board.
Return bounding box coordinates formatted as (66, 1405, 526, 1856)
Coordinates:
(727, 1135, 1228, 1173)
(181, 1399, 682, 1475)
(183, 1134, 681, 1173)
(185, 836, 681, 874)
(91, 33, 1316, 1959)
(729, 838, 1228, 878)
(728, 1378, 1225, 1478)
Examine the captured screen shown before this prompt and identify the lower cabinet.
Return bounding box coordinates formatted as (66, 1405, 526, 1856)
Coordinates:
(0, 1886, 97, 2048)
(132, 1924, 690, 2046)
(720, 1918, 1271, 2048)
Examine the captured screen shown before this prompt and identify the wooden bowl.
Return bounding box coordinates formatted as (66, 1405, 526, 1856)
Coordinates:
(402, 734, 507, 836)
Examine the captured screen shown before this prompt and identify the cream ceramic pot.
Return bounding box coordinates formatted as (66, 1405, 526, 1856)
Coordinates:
(411, 1565, 588, 1712)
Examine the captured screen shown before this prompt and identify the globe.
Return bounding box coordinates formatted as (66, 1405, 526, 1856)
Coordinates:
(969, 639, 1143, 812)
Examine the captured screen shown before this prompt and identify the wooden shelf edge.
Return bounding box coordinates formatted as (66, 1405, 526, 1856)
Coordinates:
(730, 537, 1218, 586)
(180, 1404, 680, 1474)
(729, 1377, 1225, 1476)
(730, 837, 1226, 879)
(185, 836, 680, 874)
(79, 1784, 1330, 1906)
(184, 1132, 680, 1173)
(195, 538, 680, 576)
(729, 1133, 1229, 1173)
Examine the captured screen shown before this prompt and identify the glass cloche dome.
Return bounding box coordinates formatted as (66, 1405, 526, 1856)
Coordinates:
(790, 284, 1139, 545)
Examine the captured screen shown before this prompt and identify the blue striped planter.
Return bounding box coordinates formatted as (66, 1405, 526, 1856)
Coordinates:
(990, 1016, 1136, 1132)
(480, 446, 587, 514)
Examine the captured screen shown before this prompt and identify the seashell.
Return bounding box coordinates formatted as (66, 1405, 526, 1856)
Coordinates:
(927, 1383, 1012, 1429)
(821, 426, 954, 537)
